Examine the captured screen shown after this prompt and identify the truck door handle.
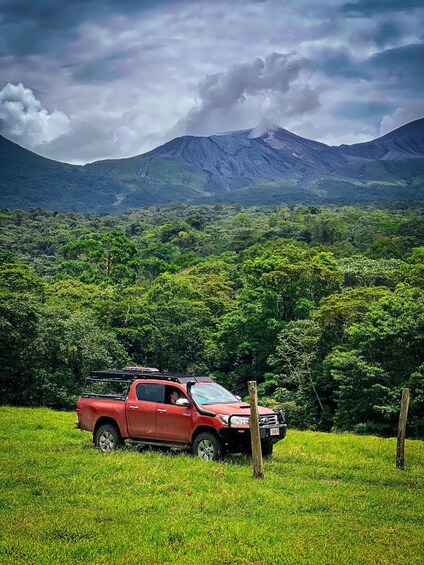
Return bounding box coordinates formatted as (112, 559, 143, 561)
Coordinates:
(157, 408, 167, 413)
(129, 405, 139, 410)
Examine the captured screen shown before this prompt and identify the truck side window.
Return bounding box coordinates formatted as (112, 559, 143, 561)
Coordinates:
(136, 383, 164, 403)
(165, 386, 187, 405)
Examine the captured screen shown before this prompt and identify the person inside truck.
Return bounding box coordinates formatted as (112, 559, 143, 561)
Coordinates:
(169, 390, 180, 404)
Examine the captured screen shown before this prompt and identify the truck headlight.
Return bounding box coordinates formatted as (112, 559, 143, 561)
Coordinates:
(231, 416, 250, 426)
(219, 414, 250, 426)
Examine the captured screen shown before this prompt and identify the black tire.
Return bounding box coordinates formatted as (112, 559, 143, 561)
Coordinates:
(94, 424, 123, 452)
(261, 442, 273, 458)
(192, 432, 222, 461)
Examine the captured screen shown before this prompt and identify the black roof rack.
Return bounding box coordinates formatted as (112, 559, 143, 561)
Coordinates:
(87, 370, 214, 384)
(122, 366, 160, 373)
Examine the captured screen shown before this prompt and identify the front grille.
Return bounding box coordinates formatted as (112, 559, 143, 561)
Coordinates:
(259, 414, 278, 426)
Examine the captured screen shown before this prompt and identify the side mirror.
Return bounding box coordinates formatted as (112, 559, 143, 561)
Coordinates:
(176, 398, 191, 407)
(235, 395, 242, 401)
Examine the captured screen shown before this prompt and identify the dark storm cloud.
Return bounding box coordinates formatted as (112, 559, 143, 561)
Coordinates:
(0, 0, 101, 55)
(0, 0, 184, 25)
(69, 62, 123, 84)
(349, 20, 404, 48)
(0, 0, 186, 55)
(63, 51, 134, 84)
(314, 41, 424, 88)
(372, 21, 403, 47)
(366, 43, 424, 90)
(341, 0, 424, 17)
(313, 48, 367, 79)
(331, 100, 392, 121)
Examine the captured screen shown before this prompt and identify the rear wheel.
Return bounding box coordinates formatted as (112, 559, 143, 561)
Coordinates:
(193, 432, 222, 461)
(94, 424, 123, 452)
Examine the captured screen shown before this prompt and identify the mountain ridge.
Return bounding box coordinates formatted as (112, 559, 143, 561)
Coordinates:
(336, 118, 424, 160)
(1, 118, 423, 212)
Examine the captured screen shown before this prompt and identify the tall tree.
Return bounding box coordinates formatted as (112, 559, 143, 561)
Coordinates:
(325, 286, 424, 436)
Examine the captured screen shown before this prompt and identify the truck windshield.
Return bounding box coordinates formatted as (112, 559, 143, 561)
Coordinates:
(190, 383, 239, 405)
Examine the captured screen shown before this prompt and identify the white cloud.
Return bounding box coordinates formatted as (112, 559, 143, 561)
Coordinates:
(0, 83, 71, 148)
(36, 119, 163, 164)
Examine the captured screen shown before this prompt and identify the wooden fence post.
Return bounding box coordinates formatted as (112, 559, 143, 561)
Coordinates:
(396, 388, 410, 470)
(248, 381, 264, 479)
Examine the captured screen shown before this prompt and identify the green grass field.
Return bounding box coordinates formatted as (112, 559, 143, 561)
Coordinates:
(0, 407, 423, 564)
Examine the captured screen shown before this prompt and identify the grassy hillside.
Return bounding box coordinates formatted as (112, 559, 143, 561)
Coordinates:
(1, 408, 423, 564)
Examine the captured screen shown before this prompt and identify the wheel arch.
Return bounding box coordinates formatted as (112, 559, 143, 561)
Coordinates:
(93, 417, 121, 440)
(191, 425, 221, 445)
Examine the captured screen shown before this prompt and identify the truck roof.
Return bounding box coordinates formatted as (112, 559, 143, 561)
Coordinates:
(87, 370, 214, 384)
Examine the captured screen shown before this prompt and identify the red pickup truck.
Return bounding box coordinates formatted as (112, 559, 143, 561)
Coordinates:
(76, 369, 287, 460)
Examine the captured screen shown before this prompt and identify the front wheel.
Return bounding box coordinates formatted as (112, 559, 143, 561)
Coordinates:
(94, 424, 123, 452)
(193, 432, 222, 461)
(261, 442, 273, 458)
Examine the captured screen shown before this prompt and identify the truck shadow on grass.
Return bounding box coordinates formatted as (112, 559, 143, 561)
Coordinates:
(108, 443, 265, 466)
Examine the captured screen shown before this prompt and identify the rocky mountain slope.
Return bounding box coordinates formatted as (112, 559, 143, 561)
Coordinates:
(84, 125, 352, 192)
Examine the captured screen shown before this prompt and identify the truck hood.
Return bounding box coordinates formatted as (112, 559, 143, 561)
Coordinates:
(204, 402, 274, 415)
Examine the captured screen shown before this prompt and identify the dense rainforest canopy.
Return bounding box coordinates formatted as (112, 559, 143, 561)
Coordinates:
(1, 203, 423, 437)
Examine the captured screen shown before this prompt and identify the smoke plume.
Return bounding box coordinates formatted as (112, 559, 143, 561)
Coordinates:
(171, 51, 316, 137)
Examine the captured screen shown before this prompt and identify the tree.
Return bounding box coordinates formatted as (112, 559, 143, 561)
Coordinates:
(313, 286, 391, 345)
(324, 349, 394, 435)
(267, 319, 327, 429)
(0, 261, 44, 405)
(215, 287, 283, 391)
(243, 243, 343, 320)
(339, 256, 403, 288)
(325, 286, 424, 436)
(140, 272, 232, 373)
(46, 278, 108, 310)
(30, 306, 129, 408)
(0, 294, 41, 405)
(401, 247, 424, 287)
(60, 230, 139, 284)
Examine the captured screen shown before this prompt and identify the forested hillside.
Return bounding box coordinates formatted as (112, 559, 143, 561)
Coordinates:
(1, 204, 423, 437)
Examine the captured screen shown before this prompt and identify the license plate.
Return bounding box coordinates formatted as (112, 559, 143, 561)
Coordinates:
(270, 427, 279, 436)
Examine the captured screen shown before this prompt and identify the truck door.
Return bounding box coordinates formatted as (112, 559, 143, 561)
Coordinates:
(126, 383, 164, 438)
(155, 385, 192, 442)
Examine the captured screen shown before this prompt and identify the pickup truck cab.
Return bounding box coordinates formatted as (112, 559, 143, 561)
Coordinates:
(76, 369, 287, 460)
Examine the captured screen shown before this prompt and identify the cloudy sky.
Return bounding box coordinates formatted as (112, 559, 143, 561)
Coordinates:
(0, 0, 423, 164)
